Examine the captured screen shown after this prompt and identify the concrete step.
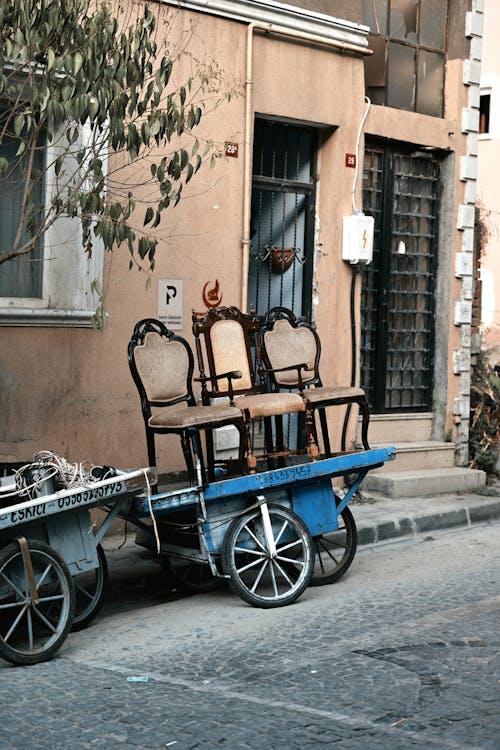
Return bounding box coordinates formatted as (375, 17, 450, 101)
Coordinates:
(365, 412, 433, 444)
(370, 441, 456, 472)
(362, 466, 487, 498)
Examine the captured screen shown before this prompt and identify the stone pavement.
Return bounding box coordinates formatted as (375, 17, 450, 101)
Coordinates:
(4, 523, 500, 750)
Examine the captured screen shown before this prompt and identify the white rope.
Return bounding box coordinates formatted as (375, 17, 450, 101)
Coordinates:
(144, 468, 161, 555)
(0, 451, 106, 501)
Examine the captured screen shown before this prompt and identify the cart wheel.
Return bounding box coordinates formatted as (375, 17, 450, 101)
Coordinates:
(221, 504, 313, 609)
(0, 539, 75, 666)
(160, 555, 222, 593)
(71, 544, 108, 632)
(310, 506, 358, 586)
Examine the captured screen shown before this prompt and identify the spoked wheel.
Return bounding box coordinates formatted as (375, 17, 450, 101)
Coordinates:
(71, 543, 108, 632)
(221, 504, 313, 608)
(160, 554, 222, 594)
(0, 539, 75, 666)
(310, 505, 358, 586)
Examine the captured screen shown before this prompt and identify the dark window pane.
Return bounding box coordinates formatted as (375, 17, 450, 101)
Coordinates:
(389, 0, 418, 43)
(419, 0, 446, 50)
(387, 42, 416, 110)
(0, 128, 44, 298)
(417, 50, 444, 117)
(365, 34, 387, 87)
(362, 0, 388, 35)
(480, 94, 490, 134)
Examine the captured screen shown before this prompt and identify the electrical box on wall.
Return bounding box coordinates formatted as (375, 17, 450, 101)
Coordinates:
(342, 213, 374, 264)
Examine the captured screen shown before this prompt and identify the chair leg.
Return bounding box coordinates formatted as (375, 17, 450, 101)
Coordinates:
(304, 404, 319, 461)
(244, 419, 257, 473)
(180, 431, 196, 485)
(204, 428, 216, 482)
(318, 407, 331, 457)
(236, 423, 248, 475)
(191, 429, 207, 485)
(358, 398, 371, 450)
(146, 427, 157, 469)
(264, 416, 276, 470)
(145, 428, 159, 493)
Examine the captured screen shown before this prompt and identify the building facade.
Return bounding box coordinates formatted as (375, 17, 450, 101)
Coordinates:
(0, 0, 485, 485)
(477, 0, 500, 366)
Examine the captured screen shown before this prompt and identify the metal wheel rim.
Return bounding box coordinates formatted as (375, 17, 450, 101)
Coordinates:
(228, 507, 312, 603)
(72, 544, 107, 629)
(311, 506, 357, 584)
(0, 547, 73, 656)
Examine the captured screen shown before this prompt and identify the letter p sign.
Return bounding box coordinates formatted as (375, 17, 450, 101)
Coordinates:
(158, 279, 183, 330)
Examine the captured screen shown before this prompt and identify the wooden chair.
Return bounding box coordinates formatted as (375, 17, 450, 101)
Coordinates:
(259, 306, 370, 455)
(128, 318, 246, 485)
(191, 306, 318, 471)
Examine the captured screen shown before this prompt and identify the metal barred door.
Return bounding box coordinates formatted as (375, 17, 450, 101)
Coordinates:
(247, 118, 316, 320)
(361, 145, 439, 412)
(247, 118, 317, 450)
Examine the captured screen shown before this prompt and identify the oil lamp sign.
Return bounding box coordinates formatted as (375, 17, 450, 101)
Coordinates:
(158, 279, 183, 329)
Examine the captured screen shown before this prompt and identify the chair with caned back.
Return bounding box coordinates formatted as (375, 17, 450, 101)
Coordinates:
(128, 318, 246, 485)
(191, 306, 319, 471)
(259, 307, 370, 455)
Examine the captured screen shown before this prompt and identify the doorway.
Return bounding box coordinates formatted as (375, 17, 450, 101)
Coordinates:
(361, 143, 440, 413)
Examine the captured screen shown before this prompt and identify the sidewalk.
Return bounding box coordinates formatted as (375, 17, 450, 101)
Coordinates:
(351, 482, 500, 546)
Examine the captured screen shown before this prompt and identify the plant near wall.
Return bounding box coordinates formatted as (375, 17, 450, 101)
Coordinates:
(0, 0, 230, 315)
(469, 352, 500, 476)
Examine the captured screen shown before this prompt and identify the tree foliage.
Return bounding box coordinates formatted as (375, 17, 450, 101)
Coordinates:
(0, 0, 219, 272)
(470, 353, 500, 476)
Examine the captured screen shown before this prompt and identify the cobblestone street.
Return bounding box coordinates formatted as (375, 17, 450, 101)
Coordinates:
(1, 522, 499, 750)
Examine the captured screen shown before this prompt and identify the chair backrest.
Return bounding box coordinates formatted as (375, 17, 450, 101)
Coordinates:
(260, 307, 321, 388)
(128, 319, 195, 420)
(192, 306, 261, 400)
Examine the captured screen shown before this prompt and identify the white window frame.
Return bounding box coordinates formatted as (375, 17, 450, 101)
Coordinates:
(479, 75, 500, 142)
(0, 123, 105, 327)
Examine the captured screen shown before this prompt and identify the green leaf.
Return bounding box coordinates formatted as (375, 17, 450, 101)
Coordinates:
(47, 48, 56, 70)
(144, 206, 154, 225)
(73, 52, 84, 76)
(55, 155, 64, 177)
(14, 114, 24, 138)
(180, 149, 189, 169)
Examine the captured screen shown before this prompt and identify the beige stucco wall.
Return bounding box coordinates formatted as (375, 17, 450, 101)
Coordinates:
(0, 2, 473, 474)
(477, 0, 500, 362)
(0, 10, 369, 472)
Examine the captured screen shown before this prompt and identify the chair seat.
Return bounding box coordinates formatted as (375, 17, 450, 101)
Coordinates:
(149, 404, 243, 430)
(238, 392, 305, 420)
(304, 386, 366, 407)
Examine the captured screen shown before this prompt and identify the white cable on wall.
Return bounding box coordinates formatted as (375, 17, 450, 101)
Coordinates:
(351, 96, 371, 214)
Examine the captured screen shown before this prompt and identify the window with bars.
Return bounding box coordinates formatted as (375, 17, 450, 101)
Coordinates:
(247, 118, 316, 320)
(362, 0, 447, 117)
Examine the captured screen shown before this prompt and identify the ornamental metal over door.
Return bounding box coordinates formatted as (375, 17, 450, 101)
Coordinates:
(361, 144, 439, 412)
(247, 118, 316, 320)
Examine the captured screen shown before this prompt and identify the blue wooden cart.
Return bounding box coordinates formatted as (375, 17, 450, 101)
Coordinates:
(0, 447, 395, 666)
